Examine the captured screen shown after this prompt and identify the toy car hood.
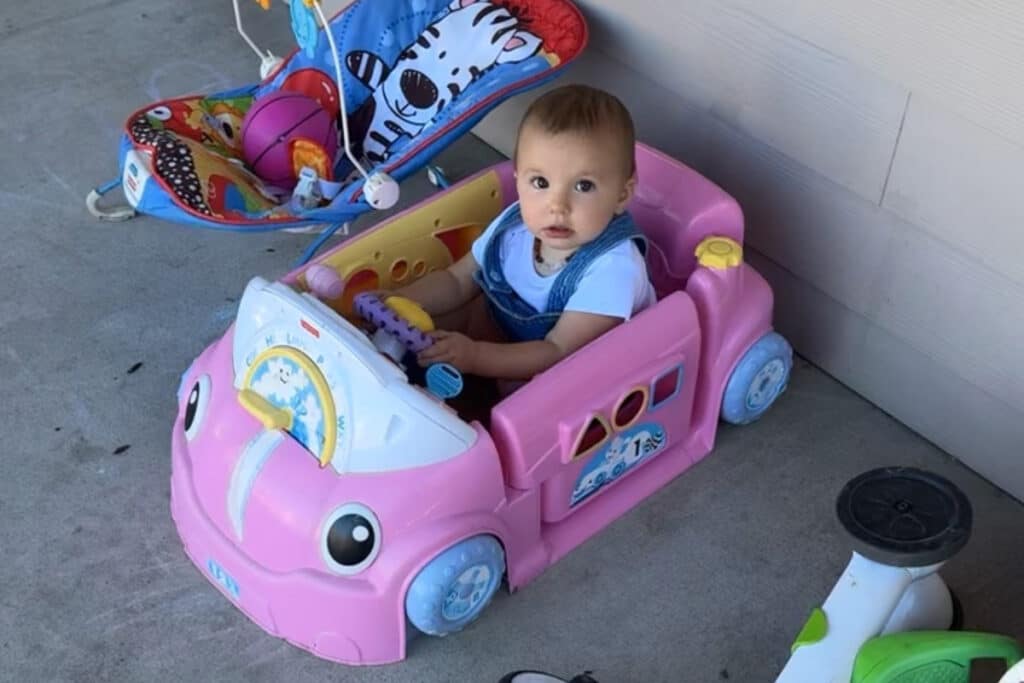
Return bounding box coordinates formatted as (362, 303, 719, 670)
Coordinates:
(230, 276, 477, 475)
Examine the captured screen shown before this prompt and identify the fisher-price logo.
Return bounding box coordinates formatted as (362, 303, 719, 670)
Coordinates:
(123, 151, 152, 207)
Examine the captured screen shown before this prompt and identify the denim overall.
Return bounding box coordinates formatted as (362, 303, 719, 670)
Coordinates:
(474, 203, 647, 342)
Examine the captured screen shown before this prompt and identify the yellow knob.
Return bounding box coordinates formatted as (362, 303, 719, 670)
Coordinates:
(384, 296, 436, 332)
(695, 236, 743, 269)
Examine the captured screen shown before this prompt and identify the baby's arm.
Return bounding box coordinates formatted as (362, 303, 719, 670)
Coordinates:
(420, 310, 623, 380)
(420, 239, 650, 378)
(389, 252, 481, 316)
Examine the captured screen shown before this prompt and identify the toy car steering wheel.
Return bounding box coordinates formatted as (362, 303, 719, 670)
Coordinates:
(353, 292, 463, 400)
(353, 292, 435, 354)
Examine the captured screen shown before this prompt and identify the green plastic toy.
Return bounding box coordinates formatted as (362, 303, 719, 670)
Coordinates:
(851, 631, 1024, 683)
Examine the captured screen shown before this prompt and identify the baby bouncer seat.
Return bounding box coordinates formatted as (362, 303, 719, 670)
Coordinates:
(90, 0, 586, 253)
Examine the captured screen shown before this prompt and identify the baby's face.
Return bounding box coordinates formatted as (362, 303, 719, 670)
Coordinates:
(514, 124, 634, 254)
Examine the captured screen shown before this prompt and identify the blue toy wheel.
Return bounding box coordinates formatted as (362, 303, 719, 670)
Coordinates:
(721, 332, 792, 425)
(405, 535, 505, 636)
(611, 462, 626, 479)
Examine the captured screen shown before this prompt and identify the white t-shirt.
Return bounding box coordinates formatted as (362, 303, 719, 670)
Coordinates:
(471, 218, 656, 320)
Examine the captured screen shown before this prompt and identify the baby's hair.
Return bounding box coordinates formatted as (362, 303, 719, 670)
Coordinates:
(516, 84, 636, 177)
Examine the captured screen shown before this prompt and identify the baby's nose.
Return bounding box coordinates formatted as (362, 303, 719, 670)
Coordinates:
(547, 193, 569, 214)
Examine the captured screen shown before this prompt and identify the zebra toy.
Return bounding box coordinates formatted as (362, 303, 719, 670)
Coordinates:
(344, 0, 543, 164)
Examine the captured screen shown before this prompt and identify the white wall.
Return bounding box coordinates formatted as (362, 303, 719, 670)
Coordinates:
(473, 1, 1024, 498)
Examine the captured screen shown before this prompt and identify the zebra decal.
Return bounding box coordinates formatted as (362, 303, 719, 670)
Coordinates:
(345, 0, 542, 163)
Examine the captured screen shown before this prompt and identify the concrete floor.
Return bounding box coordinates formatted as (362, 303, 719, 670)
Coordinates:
(2, 2, 1022, 682)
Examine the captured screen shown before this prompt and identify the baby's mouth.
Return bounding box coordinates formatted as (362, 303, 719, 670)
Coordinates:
(542, 226, 573, 238)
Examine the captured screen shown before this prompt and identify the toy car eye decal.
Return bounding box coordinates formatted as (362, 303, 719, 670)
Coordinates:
(183, 374, 212, 441)
(322, 503, 381, 575)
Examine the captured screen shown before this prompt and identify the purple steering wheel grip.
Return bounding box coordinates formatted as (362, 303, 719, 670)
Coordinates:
(353, 292, 435, 353)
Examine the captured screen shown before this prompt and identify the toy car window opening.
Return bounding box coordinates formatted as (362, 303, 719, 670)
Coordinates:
(650, 364, 684, 410)
(568, 373, 674, 463)
(612, 386, 648, 430)
(569, 414, 611, 462)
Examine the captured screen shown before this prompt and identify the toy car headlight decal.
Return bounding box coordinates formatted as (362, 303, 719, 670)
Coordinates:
(184, 374, 212, 441)
(321, 503, 381, 575)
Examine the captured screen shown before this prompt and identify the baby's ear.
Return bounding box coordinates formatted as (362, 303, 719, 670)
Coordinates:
(616, 173, 637, 213)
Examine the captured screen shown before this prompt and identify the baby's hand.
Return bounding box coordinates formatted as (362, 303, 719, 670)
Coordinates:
(418, 330, 478, 373)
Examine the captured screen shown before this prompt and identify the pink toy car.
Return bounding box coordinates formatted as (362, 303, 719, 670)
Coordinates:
(170, 142, 793, 665)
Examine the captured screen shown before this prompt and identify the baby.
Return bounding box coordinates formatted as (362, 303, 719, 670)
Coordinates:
(391, 83, 655, 380)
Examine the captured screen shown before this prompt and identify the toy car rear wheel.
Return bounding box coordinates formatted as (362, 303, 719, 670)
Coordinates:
(405, 535, 505, 636)
(721, 331, 793, 425)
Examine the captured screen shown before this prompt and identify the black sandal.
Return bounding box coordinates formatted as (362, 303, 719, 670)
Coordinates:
(498, 671, 600, 683)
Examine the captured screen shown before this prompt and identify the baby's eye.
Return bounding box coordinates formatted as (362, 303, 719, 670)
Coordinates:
(530, 176, 549, 189)
(575, 180, 595, 193)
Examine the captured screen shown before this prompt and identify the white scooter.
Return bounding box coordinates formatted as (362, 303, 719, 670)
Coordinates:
(777, 466, 974, 682)
(498, 468, 1022, 683)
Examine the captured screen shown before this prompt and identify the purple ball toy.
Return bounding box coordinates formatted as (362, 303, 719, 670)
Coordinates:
(241, 91, 338, 191)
